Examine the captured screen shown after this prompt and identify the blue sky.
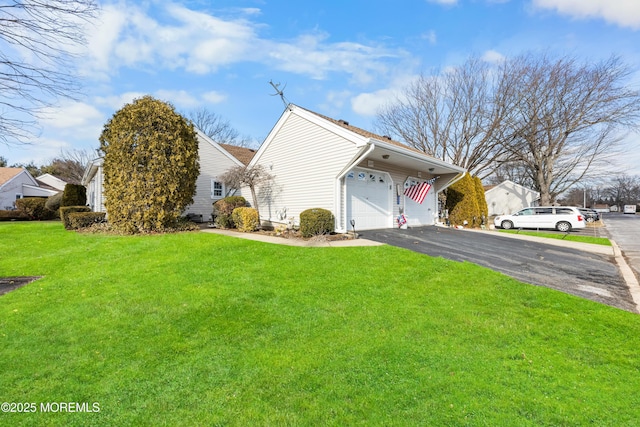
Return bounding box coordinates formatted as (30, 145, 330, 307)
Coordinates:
(3, 0, 640, 176)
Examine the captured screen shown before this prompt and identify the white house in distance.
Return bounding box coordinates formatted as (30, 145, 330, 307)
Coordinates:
(485, 180, 540, 216)
(249, 104, 466, 232)
(0, 167, 60, 210)
(82, 130, 255, 221)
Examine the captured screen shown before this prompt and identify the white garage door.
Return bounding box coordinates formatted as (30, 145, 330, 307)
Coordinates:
(346, 169, 392, 230)
(404, 177, 436, 226)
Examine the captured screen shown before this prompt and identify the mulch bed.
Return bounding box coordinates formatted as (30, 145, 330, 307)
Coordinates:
(0, 277, 41, 296)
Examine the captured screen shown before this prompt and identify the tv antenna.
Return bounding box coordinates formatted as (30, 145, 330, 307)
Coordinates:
(269, 80, 290, 109)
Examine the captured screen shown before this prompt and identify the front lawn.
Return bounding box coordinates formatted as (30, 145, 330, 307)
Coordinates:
(498, 229, 612, 246)
(1, 222, 639, 426)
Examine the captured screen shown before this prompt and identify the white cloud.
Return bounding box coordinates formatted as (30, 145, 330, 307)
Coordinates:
(351, 74, 419, 116)
(38, 102, 104, 129)
(481, 49, 506, 63)
(202, 91, 227, 104)
(94, 92, 147, 111)
(155, 90, 200, 109)
(422, 30, 437, 45)
(532, 0, 640, 29)
(82, 2, 400, 84)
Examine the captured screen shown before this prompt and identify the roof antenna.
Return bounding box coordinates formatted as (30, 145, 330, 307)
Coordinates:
(269, 80, 290, 109)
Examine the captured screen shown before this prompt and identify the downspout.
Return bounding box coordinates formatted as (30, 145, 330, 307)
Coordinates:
(334, 143, 376, 233)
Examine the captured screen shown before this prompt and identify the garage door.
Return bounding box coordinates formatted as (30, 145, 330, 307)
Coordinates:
(404, 177, 436, 226)
(346, 169, 392, 230)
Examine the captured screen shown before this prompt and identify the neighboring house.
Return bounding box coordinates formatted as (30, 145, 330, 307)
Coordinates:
(35, 174, 68, 192)
(248, 104, 466, 232)
(82, 130, 255, 221)
(485, 180, 540, 216)
(0, 167, 59, 210)
(82, 158, 104, 212)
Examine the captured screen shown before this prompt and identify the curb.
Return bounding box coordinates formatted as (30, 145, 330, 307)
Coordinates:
(611, 240, 640, 313)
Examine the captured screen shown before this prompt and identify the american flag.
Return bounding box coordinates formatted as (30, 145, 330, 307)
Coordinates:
(403, 177, 438, 204)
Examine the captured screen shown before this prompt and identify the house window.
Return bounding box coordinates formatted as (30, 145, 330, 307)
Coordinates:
(211, 179, 224, 199)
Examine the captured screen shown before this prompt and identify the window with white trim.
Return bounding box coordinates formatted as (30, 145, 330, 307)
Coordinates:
(211, 179, 224, 199)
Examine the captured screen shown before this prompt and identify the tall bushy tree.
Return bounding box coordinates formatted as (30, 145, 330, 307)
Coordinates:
(61, 183, 86, 207)
(446, 173, 481, 227)
(99, 96, 200, 233)
(473, 175, 489, 225)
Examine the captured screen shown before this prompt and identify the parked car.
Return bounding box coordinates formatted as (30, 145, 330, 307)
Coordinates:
(494, 206, 586, 232)
(578, 208, 600, 223)
(624, 205, 637, 214)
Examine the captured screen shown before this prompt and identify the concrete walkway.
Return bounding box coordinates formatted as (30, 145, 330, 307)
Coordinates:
(201, 228, 384, 247)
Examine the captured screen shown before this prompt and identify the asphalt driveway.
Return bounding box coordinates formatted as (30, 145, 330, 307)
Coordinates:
(361, 226, 636, 312)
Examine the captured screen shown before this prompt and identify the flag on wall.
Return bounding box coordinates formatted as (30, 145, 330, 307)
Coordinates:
(404, 177, 438, 204)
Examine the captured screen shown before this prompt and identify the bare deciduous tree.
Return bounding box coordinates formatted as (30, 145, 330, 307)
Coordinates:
(187, 108, 255, 148)
(0, 0, 98, 145)
(376, 57, 510, 178)
(498, 54, 640, 205)
(40, 148, 91, 184)
(602, 174, 640, 206)
(218, 164, 274, 219)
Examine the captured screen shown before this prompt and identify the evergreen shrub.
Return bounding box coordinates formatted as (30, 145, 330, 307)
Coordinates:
(0, 210, 30, 221)
(15, 197, 56, 220)
(61, 184, 87, 207)
(213, 196, 247, 228)
(231, 207, 259, 232)
(67, 212, 107, 230)
(60, 206, 91, 230)
(300, 208, 334, 238)
(45, 192, 63, 218)
(446, 173, 481, 227)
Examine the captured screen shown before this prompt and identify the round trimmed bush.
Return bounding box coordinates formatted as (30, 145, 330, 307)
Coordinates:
(300, 208, 334, 238)
(213, 196, 247, 228)
(231, 207, 259, 232)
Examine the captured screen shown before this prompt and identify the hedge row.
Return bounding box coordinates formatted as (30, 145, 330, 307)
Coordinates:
(67, 212, 107, 230)
(60, 206, 91, 230)
(15, 197, 57, 220)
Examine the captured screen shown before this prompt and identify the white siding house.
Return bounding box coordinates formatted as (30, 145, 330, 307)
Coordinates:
(182, 130, 254, 221)
(485, 180, 540, 216)
(82, 130, 254, 221)
(0, 167, 58, 209)
(82, 159, 105, 213)
(250, 105, 466, 232)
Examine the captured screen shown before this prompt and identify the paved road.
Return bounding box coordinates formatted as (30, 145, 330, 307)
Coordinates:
(362, 226, 636, 312)
(601, 212, 640, 279)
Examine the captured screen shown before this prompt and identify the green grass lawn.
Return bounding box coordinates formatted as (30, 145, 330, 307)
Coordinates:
(1, 222, 639, 426)
(498, 229, 612, 246)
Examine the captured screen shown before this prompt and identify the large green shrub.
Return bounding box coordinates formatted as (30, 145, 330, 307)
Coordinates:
(213, 196, 247, 228)
(67, 212, 107, 230)
(45, 192, 63, 218)
(60, 206, 91, 230)
(15, 197, 56, 220)
(0, 210, 30, 221)
(473, 175, 489, 227)
(446, 173, 481, 227)
(231, 207, 259, 232)
(300, 208, 334, 238)
(99, 95, 200, 233)
(61, 184, 87, 207)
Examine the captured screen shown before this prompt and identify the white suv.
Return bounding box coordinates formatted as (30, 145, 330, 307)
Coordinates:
(494, 207, 586, 232)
